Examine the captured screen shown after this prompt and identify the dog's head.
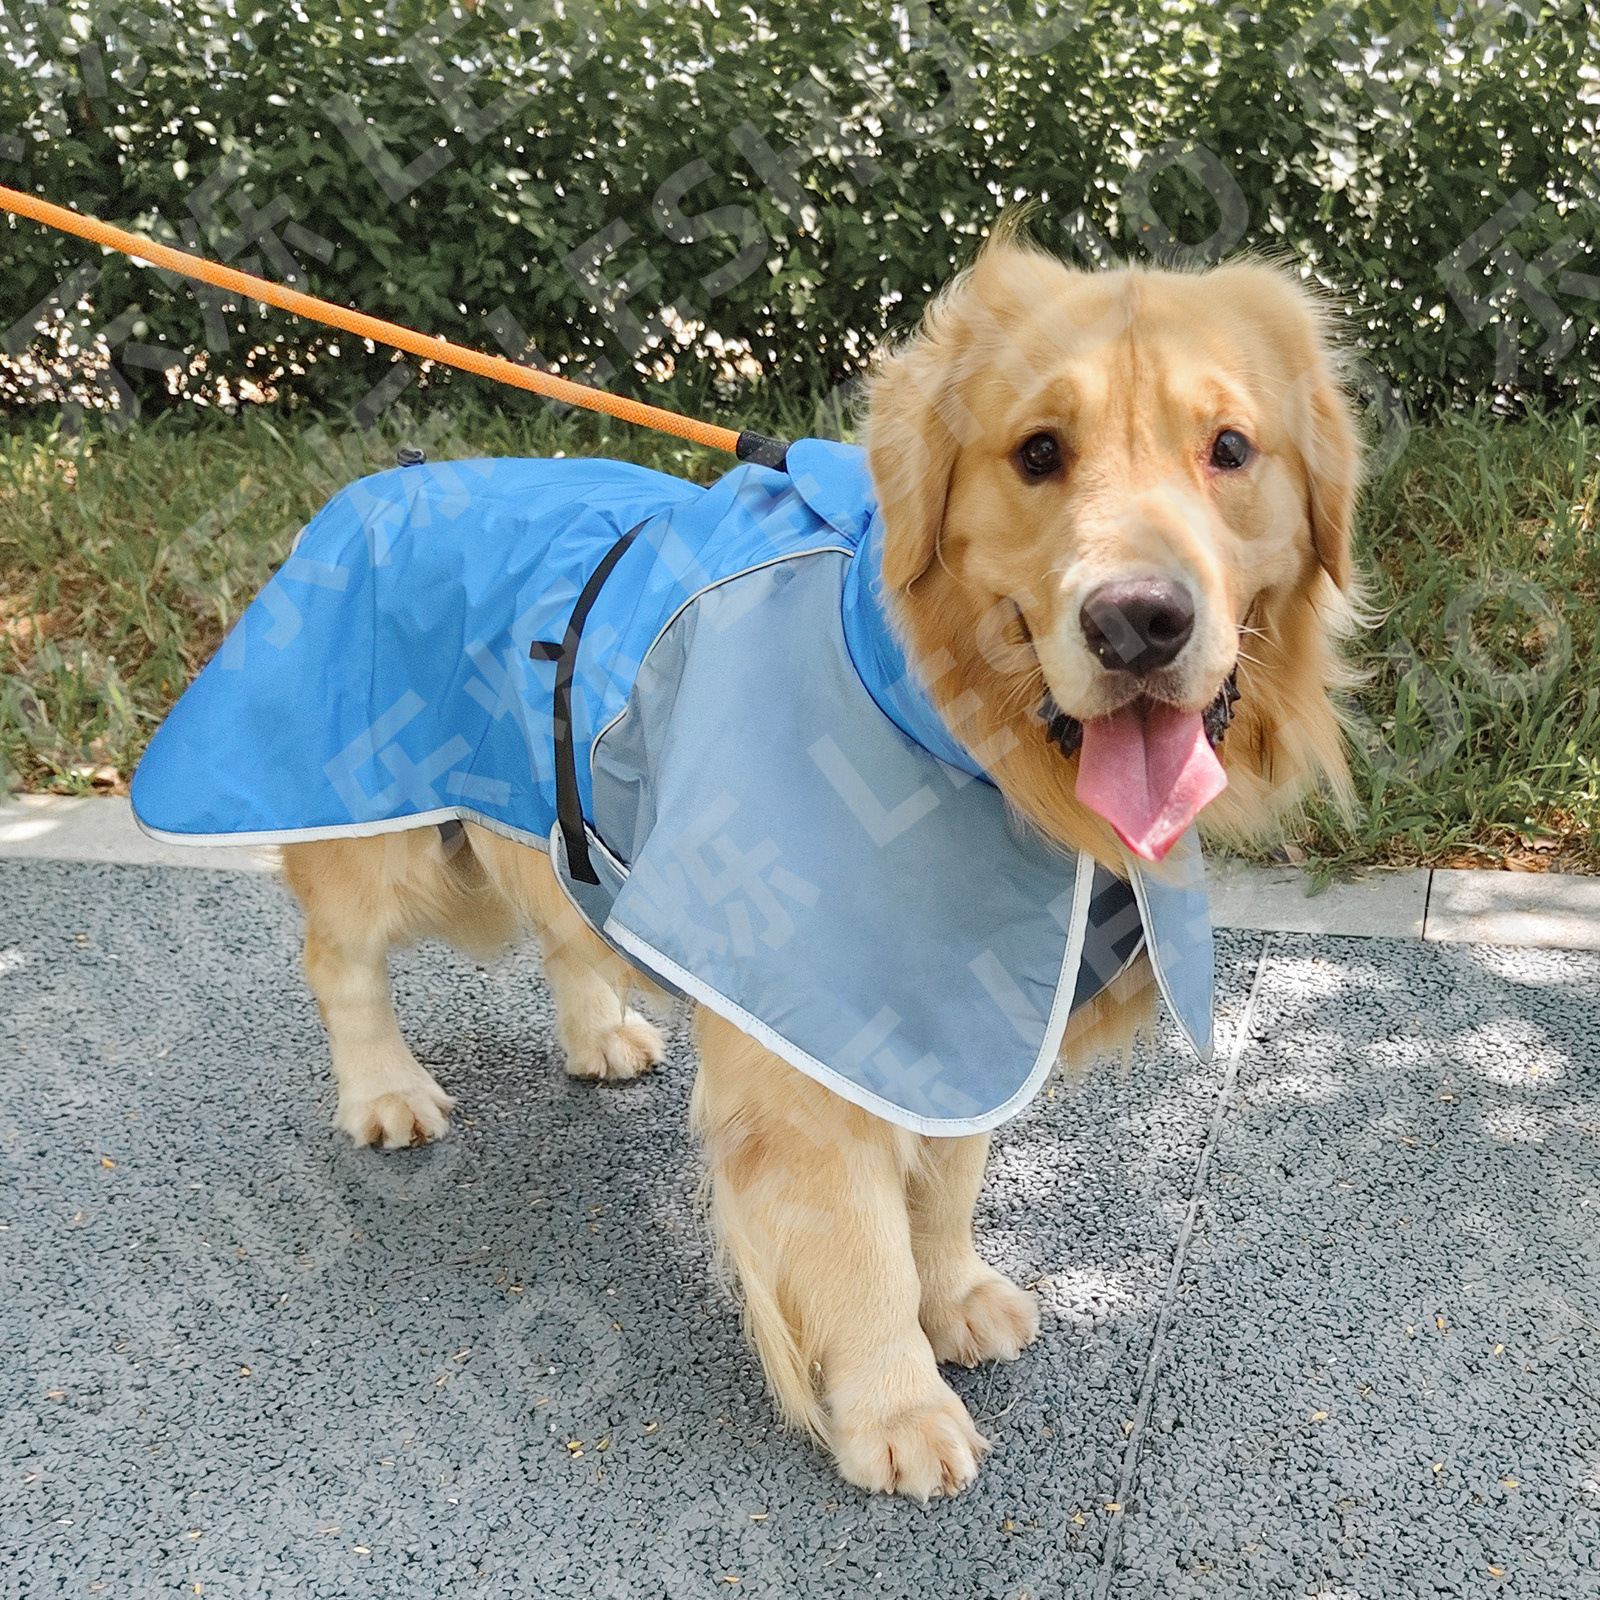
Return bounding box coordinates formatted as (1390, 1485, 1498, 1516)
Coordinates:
(866, 242, 1361, 866)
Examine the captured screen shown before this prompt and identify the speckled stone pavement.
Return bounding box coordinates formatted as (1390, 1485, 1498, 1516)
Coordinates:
(2, 860, 1597, 1598)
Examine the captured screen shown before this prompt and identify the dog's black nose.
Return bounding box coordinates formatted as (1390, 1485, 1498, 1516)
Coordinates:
(1079, 577, 1195, 675)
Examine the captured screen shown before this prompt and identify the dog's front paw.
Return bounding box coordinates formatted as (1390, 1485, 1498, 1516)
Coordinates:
(563, 1009, 665, 1082)
(923, 1266, 1040, 1367)
(829, 1375, 990, 1500)
(336, 1076, 454, 1148)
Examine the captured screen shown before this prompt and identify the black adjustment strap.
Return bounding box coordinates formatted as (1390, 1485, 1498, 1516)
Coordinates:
(529, 521, 647, 886)
(734, 430, 790, 471)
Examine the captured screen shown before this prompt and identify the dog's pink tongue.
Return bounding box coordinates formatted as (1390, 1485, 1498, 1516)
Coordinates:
(1076, 703, 1228, 863)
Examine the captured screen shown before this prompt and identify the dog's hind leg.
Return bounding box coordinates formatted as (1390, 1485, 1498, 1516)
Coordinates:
(692, 1010, 989, 1499)
(282, 827, 514, 1147)
(908, 1132, 1040, 1367)
(462, 826, 666, 1082)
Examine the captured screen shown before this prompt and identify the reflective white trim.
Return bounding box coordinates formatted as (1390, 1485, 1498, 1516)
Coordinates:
(603, 847, 1095, 1139)
(986, 846, 1097, 1120)
(1103, 931, 1149, 994)
(131, 805, 551, 854)
(1126, 854, 1212, 1063)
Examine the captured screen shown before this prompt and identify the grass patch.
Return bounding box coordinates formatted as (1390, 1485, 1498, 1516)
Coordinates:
(1, 394, 1597, 873)
(1302, 404, 1600, 875)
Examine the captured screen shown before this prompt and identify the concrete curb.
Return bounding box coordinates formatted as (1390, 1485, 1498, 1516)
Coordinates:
(5, 794, 1599, 950)
(1207, 858, 1429, 940)
(1207, 858, 1600, 949)
(1424, 865, 1600, 949)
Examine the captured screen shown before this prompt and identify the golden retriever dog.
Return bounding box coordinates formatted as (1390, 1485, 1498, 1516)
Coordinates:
(279, 239, 1360, 1499)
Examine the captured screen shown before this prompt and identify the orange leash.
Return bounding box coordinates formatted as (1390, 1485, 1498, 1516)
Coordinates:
(0, 183, 789, 464)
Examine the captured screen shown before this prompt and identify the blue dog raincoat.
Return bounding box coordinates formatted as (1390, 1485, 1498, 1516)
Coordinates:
(132, 439, 1214, 1135)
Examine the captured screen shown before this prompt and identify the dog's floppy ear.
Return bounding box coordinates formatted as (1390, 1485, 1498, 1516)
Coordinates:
(1262, 276, 1361, 595)
(867, 238, 1101, 592)
(866, 301, 974, 594)
(1293, 362, 1361, 593)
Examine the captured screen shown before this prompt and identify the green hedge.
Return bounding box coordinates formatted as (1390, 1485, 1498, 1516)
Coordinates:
(1, 1, 1595, 426)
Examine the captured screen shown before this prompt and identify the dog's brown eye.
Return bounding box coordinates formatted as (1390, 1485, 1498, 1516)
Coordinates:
(1210, 429, 1253, 471)
(1018, 432, 1062, 478)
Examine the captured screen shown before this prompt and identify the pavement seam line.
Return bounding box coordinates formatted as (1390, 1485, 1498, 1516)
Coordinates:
(1421, 868, 1435, 941)
(1090, 932, 1276, 1598)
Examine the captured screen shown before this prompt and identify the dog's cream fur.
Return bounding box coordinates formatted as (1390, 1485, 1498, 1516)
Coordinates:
(279, 243, 1361, 1499)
